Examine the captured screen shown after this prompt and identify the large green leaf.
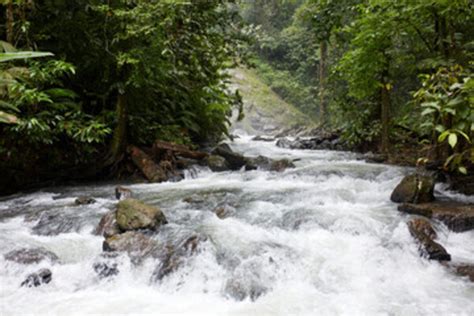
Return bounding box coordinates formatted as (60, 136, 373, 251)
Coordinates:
(0, 52, 54, 63)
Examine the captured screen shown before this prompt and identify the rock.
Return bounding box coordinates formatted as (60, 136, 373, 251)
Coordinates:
(93, 253, 120, 278)
(116, 199, 167, 231)
(407, 218, 450, 261)
(270, 158, 295, 172)
(103, 231, 158, 260)
(21, 268, 52, 287)
(31, 211, 82, 236)
(448, 174, 474, 196)
(4, 248, 59, 265)
(245, 155, 295, 172)
(390, 173, 435, 204)
(115, 186, 133, 200)
(452, 264, 474, 282)
(205, 155, 230, 172)
(223, 278, 268, 302)
(359, 152, 387, 163)
(275, 138, 293, 149)
(251, 135, 275, 142)
(212, 144, 247, 170)
(94, 210, 120, 238)
(74, 196, 96, 205)
(213, 204, 235, 219)
(152, 235, 205, 281)
(399, 202, 474, 232)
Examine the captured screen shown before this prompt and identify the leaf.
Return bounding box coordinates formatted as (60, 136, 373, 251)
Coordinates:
(458, 166, 467, 175)
(0, 51, 54, 63)
(421, 108, 436, 116)
(448, 133, 457, 148)
(0, 100, 20, 113)
(438, 130, 450, 142)
(0, 111, 18, 124)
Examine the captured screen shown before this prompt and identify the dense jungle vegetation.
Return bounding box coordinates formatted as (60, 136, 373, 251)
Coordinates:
(0, 0, 473, 193)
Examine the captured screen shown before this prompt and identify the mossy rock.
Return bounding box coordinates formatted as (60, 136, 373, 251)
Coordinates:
(390, 174, 435, 204)
(116, 199, 167, 231)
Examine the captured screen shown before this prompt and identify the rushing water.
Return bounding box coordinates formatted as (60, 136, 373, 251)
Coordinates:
(1, 136, 473, 315)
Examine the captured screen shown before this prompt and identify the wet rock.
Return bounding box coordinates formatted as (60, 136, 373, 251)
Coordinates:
(245, 155, 295, 172)
(115, 186, 133, 200)
(116, 199, 167, 231)
(94, 210, 120, 238)
(152, 235, 206, 281)
(31, 211, 82, 236)
(182, 195, 205, 205)
(213, 204, 235, 219)
(251, 135, 275, 142)
(359, 152, 387, 163)
(205, 155, 230, 172)
(275, 138, 293, 149)
(93, 253, 120, 278)
(21, 268, 52, 287)
(103, 231, 158, 261)
(4, 247, 59, 265)
(128, 145, 168, 182)
(452, 264, 474, 282)
(212, 144, 247, 170)
(407, 218, 450, 261)
(399, 202, 474, 232)
(276, 131, 344, 151)
(74, 196, 96, 205)
(224, 278, 268, 302)
(390, 173, 435, 204)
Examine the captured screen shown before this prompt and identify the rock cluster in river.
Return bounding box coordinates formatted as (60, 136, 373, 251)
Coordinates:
(276, 130, 346, 151)
(390, 172, 474, 283)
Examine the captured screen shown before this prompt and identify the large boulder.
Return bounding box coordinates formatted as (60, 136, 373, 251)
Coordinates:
(94, 210, 120, 238)
(116, 199, 167, 231)
(205, 155, 230, 172)
(21, 268, 52, 287)
(212, 144, 247, 170)
(390, 174, 435, 204)
(407, 218, 450, 261)
(399, 202, 474, 232)
(103, 231, 158, 260)
(4, 247, 59, 265)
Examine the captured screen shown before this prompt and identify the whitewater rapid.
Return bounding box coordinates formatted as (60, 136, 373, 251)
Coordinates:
(1, 136, 473, 315)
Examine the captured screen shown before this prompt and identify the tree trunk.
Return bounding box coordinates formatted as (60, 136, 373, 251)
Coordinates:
(6, 0, 14, 43)
(319, 40, 328, 126)
(380, 71, 390, 153)
(107, 93, 128, 165)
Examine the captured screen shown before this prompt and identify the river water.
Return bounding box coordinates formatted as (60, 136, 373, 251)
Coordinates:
(1, 135, 473, 315)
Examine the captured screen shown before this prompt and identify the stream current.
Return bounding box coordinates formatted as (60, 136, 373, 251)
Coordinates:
(1, 135, 473, 315)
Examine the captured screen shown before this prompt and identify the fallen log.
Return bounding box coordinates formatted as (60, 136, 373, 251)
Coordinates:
(153, 140, 208, 160)
(128, 145, 167, 182)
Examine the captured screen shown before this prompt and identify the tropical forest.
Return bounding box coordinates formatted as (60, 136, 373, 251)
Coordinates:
(0, 1, 473, 314)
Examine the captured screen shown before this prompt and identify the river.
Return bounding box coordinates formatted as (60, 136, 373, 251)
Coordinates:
(1, 135, 473, 315)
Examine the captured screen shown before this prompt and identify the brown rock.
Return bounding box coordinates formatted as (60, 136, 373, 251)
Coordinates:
(128, 145, 167, 182)
(116, 199, 167, 231)
(103, 231, 158, 261)
(399, 202, 474, 232)
(407, 218, 450, 261)
(94, 210, 120, 238)
(453, 264, 474, 282)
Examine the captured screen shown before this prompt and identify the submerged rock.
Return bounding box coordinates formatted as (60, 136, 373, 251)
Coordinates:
(223, 278, 268, 302)
(21, 268, 52, 287)
(115, 186, 133, 200)
(116, 199, 167, 231)
(407, 218, 450, 261)
(452, 264, 474, 282)
(4, 247, 59, 265)
(31, 211, 82, 236)
(244, 155, 295, 172)
(152, 235, 205, 282)
(213, 204, 235, 219)
(93, 253, 120, 278)
(94, 210, 120, 238)
(103, 231, 158, 260)
(390, 173, 435, 204)
(74, 196, 96, 205)
(399, 202, 474, 232)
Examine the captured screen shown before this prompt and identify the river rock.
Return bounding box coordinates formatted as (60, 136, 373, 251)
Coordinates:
(205, 155, 230, 172)
(452, 264, 474, 282)
(390, 174, 435, 204)
(212, 144, 247, 170)
(93, 253, 120, 278)
(115, 186, 133, 200)
(21, 268, 52, 287)
(103, 231, 158, 260)
(223, 278, 268, 302)
(31, 211, 83, 236)
(75, 196, 96, 205)
(152, 235, 205, 281)
(245, 156, 295, 172)
(116, 199, 167, 231)
(94, 210, 120, 238)
(407, 218, 450, 261)
(128, 145, 168, 182)
(4, 247, 59, 265)
(252, 135, 275, 142)
(399, 202, 474, 232)
(213, 204, 235, 219)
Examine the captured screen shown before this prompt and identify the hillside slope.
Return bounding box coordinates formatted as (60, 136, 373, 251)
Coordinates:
(229, 68, 317, 136)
